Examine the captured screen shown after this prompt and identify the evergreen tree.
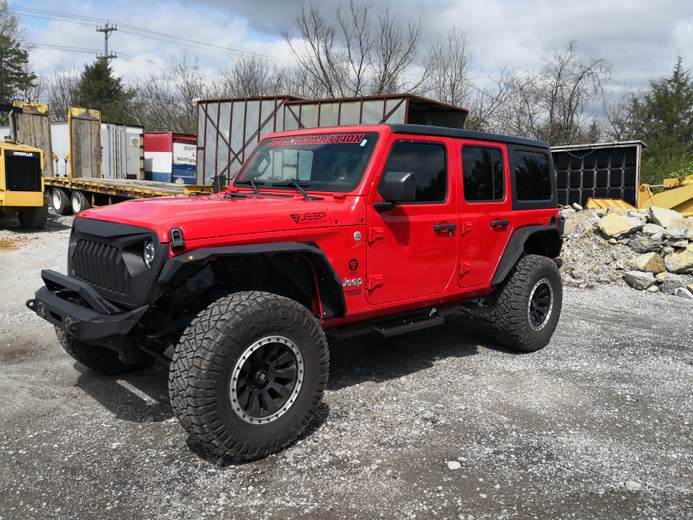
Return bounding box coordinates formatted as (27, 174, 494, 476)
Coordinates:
(628, 56, 693, 184)
(0, 0, 36, 104)
(74, 58, 136, 124)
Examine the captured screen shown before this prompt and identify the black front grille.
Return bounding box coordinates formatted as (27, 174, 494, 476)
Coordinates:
(73, 240, 132, 296)
(5, 155, 42, 192)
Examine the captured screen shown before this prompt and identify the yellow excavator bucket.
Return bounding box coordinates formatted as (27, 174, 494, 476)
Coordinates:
(585, 198, 636, 211)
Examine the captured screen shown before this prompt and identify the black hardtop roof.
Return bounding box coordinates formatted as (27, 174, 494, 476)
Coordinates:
(388, 123, 550, 150)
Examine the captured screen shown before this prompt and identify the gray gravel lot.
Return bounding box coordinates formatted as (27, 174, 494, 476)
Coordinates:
(1, 212, 692, 520)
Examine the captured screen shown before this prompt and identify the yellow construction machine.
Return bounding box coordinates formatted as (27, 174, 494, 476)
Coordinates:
(587, 174, 693, 217)
(637, 174, 693, 217)
(0, 103, 48, 229)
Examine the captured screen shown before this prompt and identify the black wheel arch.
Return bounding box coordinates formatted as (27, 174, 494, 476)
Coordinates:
(492, 225, 563, 287)
(157, 241, 346, 321)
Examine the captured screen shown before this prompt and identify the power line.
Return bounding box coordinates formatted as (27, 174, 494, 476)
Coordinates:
(29, 42, 227, 83)
(31, 43, 102, 54)
(8, 4, 294, 64)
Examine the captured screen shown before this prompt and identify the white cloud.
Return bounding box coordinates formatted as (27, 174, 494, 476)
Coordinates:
(15, 0, 693, 98)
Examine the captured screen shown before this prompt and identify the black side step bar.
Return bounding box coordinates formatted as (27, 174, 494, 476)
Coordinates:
(373, 315, 445, 338)
(326, 298, 492, 341)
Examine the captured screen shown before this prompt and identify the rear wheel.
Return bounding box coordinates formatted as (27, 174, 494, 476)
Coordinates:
(17, 204, 48, 230)
(490, 255, 562, 352)
(169, 291, 329, 462)
(70, 190, 91, 214)
(51, 188, 72, 215)
(56, 328, 152, 375)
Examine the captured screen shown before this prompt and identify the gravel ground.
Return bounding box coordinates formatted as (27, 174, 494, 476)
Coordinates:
(1, 212, 692, 520)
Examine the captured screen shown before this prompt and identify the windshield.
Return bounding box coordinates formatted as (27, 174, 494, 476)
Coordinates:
(233, 132, 379, 193)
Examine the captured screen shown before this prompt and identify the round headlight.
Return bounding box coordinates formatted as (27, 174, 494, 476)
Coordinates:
(143, 240, 156, 268)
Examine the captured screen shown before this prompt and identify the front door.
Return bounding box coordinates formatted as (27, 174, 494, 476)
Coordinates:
(366, 137, 458, 305)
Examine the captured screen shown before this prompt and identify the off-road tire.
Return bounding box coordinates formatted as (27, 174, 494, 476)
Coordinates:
(56, 328, 152, 375)
(17, 205, 48, 230)
(489, 255, 562, 352)
(168, 291, 329, 462)
(51, 188, 72, 215)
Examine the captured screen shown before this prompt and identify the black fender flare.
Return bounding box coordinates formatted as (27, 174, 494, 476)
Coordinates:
(157, 241, 346, 320)
(492, 225, 563, 287)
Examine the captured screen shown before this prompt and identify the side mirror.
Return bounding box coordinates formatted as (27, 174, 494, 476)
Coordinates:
(375, 171, 416, 212)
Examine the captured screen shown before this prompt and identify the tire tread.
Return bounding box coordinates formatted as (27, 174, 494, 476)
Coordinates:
(168, 291, 329, 462)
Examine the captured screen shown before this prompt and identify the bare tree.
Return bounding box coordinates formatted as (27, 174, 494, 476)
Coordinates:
(367, 4, 423, 94)
(44, 60, 80, 121)
(512, 40, 612, 144)
(132, 73, 181, 131)
(284, 66, 331, 99)
(217, 55, 291, 98)
(282, 1, 424, 98)
(336, 1, 372, 95)
(466, 65, 527, 132)
(133, 53, 212, 133)
(602, 89, 637, 141)
(169, 54, 209, 131)
(424, 28, 473, 108)
(283, 4, 347, 97)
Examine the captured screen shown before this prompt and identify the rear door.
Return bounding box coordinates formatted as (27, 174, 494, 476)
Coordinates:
(457, 141, 514, 288)
(366, 135, 459, 305)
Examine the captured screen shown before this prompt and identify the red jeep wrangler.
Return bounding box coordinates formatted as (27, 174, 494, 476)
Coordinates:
(27, 124, 563, 461)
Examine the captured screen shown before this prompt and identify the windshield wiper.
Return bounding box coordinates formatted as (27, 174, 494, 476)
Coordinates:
(235, 179, 264, 194)
(271, 180, 322, 201)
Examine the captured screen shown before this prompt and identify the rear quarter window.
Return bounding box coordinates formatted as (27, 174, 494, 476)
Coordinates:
(514, 151, 551, 200)
(508, 145, 557, 210)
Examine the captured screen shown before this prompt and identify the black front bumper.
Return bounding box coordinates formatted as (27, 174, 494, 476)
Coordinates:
(26, 269, 148, 343)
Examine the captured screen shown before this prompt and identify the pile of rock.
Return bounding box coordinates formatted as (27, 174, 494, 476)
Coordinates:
(559, 204, 693, 299)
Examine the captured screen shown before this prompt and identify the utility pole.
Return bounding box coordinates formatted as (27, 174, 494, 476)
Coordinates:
(96, 22, 117, 61)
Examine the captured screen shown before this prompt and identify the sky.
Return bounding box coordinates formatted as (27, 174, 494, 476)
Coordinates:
(7, 0, 693, 100)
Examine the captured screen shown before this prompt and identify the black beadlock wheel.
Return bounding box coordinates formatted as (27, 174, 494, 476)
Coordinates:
(489, 255, 563, 352)
(55, 328, 153, 375)
(168, 291, 329, 462)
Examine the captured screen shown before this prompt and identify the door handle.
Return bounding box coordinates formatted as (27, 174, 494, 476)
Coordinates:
(434, 223, 457, 232)
(491, 219, 510, 228)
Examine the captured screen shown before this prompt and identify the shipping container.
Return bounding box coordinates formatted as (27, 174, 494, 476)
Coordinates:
(144, 132, 197, 184)
(196, 95, 469, 185)
(551, 141, 646, 207)
(101, 123, 144, 180)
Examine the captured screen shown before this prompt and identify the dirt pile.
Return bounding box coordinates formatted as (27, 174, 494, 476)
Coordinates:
(560, 204, 693, 298)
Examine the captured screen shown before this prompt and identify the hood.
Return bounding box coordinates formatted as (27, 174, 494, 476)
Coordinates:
(79, 193, 335, 243)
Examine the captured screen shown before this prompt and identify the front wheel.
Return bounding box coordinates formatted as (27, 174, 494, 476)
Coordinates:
(168, 291, 329, 462)
(489, 255, 562, 352)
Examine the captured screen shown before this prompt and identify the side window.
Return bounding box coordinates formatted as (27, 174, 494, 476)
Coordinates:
(461, 146, 505, 202)
(382, 141, 447, 203)
(514, 151, 551, 200)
